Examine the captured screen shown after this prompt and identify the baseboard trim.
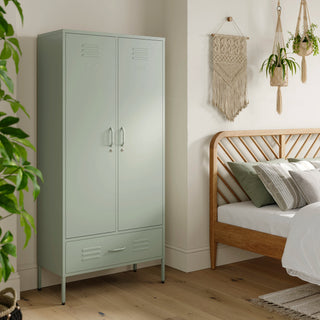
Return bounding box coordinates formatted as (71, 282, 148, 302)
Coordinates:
(165, 243, 260, 272)
(165, 244, 210, 272)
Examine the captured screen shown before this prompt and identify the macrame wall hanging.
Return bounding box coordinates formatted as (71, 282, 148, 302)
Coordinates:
(211, 17, 249, 121)
(294, 0, 313, 83)
(270, 1, 288, 114)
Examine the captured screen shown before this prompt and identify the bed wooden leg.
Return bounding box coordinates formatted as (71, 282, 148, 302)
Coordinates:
(210, 241, 218, 269)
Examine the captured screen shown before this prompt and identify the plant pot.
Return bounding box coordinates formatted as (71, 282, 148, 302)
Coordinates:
(0, 288, 21, 320)
(270, 67, 288, 87)
(294, 42, 313, 57)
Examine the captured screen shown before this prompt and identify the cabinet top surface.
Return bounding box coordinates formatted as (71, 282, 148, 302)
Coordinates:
(38, 29, 165, 41)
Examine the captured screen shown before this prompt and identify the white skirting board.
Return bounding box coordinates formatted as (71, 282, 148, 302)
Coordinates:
(165, 243, 261, 272)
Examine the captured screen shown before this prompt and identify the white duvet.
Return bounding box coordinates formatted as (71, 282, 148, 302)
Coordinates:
(282, 202, 320, 285)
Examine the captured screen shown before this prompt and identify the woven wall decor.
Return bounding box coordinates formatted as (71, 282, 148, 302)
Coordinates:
(212, 34, 248, 121)
(211, 18, 248, 121)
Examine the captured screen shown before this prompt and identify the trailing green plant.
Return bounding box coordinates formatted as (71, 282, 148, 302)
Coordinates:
(260, 47, 299, 79)
(0, 0, 43, 282)
(287, 23, 320, 56)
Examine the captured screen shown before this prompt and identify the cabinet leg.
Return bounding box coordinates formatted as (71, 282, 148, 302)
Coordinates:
(133, 264, 137, 272)
(37, 266, 42, 291)
(61, 276, 66, 305)
(161, 258, 165, 283)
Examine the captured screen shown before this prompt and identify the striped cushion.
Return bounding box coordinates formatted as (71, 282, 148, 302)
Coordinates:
(253, 161, 315, 211)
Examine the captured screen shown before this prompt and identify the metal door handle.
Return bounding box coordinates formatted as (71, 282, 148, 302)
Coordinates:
(108, 247, 126, 253)
(108, 127, 114, 147)
(120, 127, 125, 147)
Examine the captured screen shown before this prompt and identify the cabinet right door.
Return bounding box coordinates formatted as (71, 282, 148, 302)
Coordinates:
(118, 38, 164, 231)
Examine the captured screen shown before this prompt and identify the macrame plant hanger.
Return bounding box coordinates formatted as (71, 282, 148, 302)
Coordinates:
(271, 0, 288, 114)
(295, 0, 313, 83)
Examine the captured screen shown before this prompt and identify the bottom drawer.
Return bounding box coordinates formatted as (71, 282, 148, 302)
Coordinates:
(66, 228, 162, 274)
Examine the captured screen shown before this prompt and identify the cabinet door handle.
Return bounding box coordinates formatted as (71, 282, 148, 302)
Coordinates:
(120, 127, 125, 147)
(108, 247, 126, 253)
(108, 127, 114, 147)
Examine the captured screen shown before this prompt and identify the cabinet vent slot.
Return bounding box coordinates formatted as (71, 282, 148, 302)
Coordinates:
(81, 246, 102, 261)
(81, 43, 101, 57)
(132, 239, 149, 251)
(132, 48, 149, 61)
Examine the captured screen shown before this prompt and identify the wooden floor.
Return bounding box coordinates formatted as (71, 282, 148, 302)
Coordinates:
(20, 257, 305, 320)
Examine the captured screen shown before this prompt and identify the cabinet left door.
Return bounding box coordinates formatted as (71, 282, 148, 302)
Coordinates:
(65, 33, 117, 238)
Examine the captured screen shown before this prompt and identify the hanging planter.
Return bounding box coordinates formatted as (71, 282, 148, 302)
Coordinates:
(260, 1, 299, 114)
(270, 66, 288, 87)
(287, 0, 320, 83)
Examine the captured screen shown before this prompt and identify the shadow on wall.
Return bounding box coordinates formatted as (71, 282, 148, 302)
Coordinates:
(16, 36, 38, 278)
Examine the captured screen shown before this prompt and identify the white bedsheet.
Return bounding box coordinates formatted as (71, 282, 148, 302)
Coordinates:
(282, 202, 320, 285)
(218, 201, 298, 237)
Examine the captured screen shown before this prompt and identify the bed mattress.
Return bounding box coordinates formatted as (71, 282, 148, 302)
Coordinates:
(218, 201, 299, 237)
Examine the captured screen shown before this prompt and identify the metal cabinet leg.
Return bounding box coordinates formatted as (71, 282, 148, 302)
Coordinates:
(37, 266, 42, 291)
(61, 276, 66, 305)
(133, 264, 137, 272)
(161, 258, 165, 283)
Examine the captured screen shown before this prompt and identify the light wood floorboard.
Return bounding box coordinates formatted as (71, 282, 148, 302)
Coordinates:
(19, 257, 305, 320)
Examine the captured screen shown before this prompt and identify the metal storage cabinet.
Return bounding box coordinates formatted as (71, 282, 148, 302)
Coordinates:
(37, 30, 165, 304)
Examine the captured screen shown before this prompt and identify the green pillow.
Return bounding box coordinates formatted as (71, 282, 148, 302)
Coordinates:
(288, 157, 320, 163)
(228, 159, 287, 208)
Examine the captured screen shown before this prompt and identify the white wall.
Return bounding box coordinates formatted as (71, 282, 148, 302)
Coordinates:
(13, 0, 320, 290)
(15, 0, 165, 291)
(163, 0, 189, 270)
(185, 0, 320, 271)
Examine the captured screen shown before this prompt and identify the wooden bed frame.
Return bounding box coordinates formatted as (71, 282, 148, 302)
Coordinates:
(209, 128, 320, 269)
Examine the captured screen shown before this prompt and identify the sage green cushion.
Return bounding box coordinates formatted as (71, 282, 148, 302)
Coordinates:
(288, 157, 320, 163)
(288, 157, 320, 168)
(228, 159, 287, 208)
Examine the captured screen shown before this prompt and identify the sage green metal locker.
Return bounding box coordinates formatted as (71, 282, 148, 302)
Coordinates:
(37, 30, 165, 304)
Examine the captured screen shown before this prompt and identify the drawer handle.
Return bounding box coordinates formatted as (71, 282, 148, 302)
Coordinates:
(108, 247, 126, 253)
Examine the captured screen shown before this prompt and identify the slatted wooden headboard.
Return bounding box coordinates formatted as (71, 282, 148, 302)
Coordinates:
(210, 128, 320, 215)
(209, 128, 320, 268)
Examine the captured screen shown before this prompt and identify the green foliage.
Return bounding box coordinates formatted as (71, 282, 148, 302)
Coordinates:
(287, 24, 320, 56)
(0, 0, 42, 282)
(260, 47, 300, 79)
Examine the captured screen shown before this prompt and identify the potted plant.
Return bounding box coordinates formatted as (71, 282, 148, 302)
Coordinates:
(287, 23, 320, 57)
(260, 46, 299, 114)
(0, 0, 42, 317)
(260, 47, 299, 87)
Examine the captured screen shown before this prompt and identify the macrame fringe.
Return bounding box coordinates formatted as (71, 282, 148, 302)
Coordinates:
(212, 70, 248, 121)
(277, 86, 282, 114)
(301, 55, 307, 83)
(251, 298, 319, 320)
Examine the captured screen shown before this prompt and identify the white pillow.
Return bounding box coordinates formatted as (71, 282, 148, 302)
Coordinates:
(253, 161, 315, 211)
(289, 169, 320, 205)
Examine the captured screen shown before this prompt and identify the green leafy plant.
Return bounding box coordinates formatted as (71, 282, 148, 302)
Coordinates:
(0, 0, 43, 282)
(287, 24, 320, 56)
(260, 47, 299, 79)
